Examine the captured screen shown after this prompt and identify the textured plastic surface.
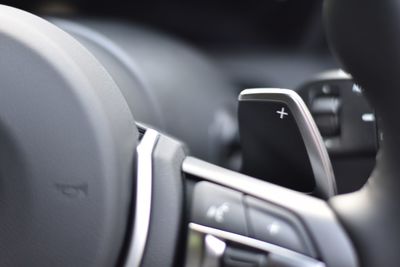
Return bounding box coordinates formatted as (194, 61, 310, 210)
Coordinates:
(0, 5, 137, 266)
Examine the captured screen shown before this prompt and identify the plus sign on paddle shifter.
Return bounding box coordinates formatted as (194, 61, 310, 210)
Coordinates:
(276, 107, 288, 119)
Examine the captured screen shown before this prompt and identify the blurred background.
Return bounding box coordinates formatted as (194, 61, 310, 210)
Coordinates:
(1, 0, 376, 194)
(2, 0, 336, 91)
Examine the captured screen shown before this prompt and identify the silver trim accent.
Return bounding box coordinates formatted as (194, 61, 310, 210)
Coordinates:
(202, 235, 226, 267)
(183, 156, 329, 216)
(239, 88, 337, 198)
(189, 223, 325, 267)
(185, 230, 226, 267)
(125, 129, 159, 267)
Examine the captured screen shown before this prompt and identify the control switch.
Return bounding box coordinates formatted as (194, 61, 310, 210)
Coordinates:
(191, 181, 248, 236)
(245, 196, 315, 257)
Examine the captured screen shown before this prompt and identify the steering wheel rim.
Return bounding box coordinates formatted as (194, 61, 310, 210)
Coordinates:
(325, 0, 400, 266)
(0, 5, 137, 266)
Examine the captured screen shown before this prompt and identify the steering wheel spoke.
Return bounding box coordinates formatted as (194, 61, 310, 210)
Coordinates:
(181, 156, 357, 267)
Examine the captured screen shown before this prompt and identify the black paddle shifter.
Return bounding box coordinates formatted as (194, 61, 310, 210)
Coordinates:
(238, 88, 337, 199)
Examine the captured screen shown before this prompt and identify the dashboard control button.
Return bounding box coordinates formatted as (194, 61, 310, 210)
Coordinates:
(191, 181, 248, 236)
(311, 96, 341, 137)
(299, 79, 377, 156)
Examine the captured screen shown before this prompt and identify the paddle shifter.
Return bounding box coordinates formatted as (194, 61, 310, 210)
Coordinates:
(238, 89, 336, 199)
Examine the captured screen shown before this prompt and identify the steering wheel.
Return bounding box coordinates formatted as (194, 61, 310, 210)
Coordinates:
(0, 1, 394, 266)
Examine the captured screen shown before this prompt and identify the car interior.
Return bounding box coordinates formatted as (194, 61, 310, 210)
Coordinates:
(0, 0, 393, 266)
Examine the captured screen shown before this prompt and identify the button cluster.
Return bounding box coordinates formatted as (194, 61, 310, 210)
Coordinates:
(191, 181, 316, 257)
(300, 81, 377, 156)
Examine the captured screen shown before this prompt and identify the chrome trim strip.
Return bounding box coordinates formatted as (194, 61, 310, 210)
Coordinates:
(202, 235, 226, 267)
(125, 129, 159, 267)
(182, 157, 328, 218)
(190, 223, 325, 267)
(239, 88, 337, 198)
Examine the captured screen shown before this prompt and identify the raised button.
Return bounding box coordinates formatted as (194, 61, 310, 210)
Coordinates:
(245, 196, 314, 256)
(191, 182, 248, 236)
